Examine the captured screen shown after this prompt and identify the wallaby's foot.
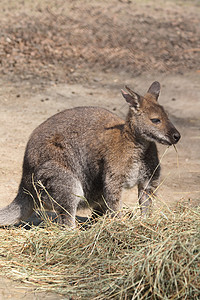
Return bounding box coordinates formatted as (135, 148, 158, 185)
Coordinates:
(59, 213, 76, 228)
(91, 204, 122, 223)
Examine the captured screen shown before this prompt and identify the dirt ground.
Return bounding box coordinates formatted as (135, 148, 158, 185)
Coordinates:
(0, 0, 200, 298)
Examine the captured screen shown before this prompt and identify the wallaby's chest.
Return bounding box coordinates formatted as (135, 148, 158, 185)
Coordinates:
(124, 161, 146, 188)
(123, 158, 149, 189)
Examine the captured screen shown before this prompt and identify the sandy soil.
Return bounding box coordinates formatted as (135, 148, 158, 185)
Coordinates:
(0, 0, 199, 298)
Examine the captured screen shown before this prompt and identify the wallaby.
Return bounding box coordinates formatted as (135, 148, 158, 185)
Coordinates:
(0, 81, 180, 227)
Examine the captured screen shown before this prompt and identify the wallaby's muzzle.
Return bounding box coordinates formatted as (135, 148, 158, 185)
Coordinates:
(168, 127, 181, 145)
(172, 131, 181, 144)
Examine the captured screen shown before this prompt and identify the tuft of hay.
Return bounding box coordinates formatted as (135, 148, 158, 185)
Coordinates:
(0, 204, 199, 299)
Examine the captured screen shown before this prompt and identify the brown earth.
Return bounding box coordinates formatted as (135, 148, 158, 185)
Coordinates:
(0, 0, 200, 298)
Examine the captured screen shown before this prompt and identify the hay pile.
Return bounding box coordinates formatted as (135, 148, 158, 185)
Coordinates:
(0, 205, 199, 299)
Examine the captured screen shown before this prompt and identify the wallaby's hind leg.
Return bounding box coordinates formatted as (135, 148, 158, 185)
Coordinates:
(36, 162, 84, 227)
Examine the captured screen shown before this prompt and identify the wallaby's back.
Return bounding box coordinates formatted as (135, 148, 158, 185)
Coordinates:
(28, 106, 123, 153)
(24, 106, 126, 177)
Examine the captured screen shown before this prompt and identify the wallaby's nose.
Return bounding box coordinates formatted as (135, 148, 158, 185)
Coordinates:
(173, 131, 181, 144)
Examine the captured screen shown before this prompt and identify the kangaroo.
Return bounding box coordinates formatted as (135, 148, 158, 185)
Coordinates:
(0, 81, 180, 227)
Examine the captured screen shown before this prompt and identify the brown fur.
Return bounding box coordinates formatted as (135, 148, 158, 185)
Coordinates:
(0, 81, 180, 226)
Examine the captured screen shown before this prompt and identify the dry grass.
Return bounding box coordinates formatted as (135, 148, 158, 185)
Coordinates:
(0, 204, 199, 299)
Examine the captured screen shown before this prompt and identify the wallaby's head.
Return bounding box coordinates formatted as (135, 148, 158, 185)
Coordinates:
(121, 81, 181, 145)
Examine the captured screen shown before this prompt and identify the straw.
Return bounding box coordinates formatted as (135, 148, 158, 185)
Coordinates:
(0, 202, 199, 299)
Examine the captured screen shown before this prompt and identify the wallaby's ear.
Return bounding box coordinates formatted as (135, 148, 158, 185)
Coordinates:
(121, 86, 141, 110)
(147, 81, 160, 100)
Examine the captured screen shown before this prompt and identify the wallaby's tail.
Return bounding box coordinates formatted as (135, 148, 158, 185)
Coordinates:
(0, 192, 34, 226)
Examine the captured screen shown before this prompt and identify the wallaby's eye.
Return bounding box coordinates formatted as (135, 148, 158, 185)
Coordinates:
(151, 118, 161, 124)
